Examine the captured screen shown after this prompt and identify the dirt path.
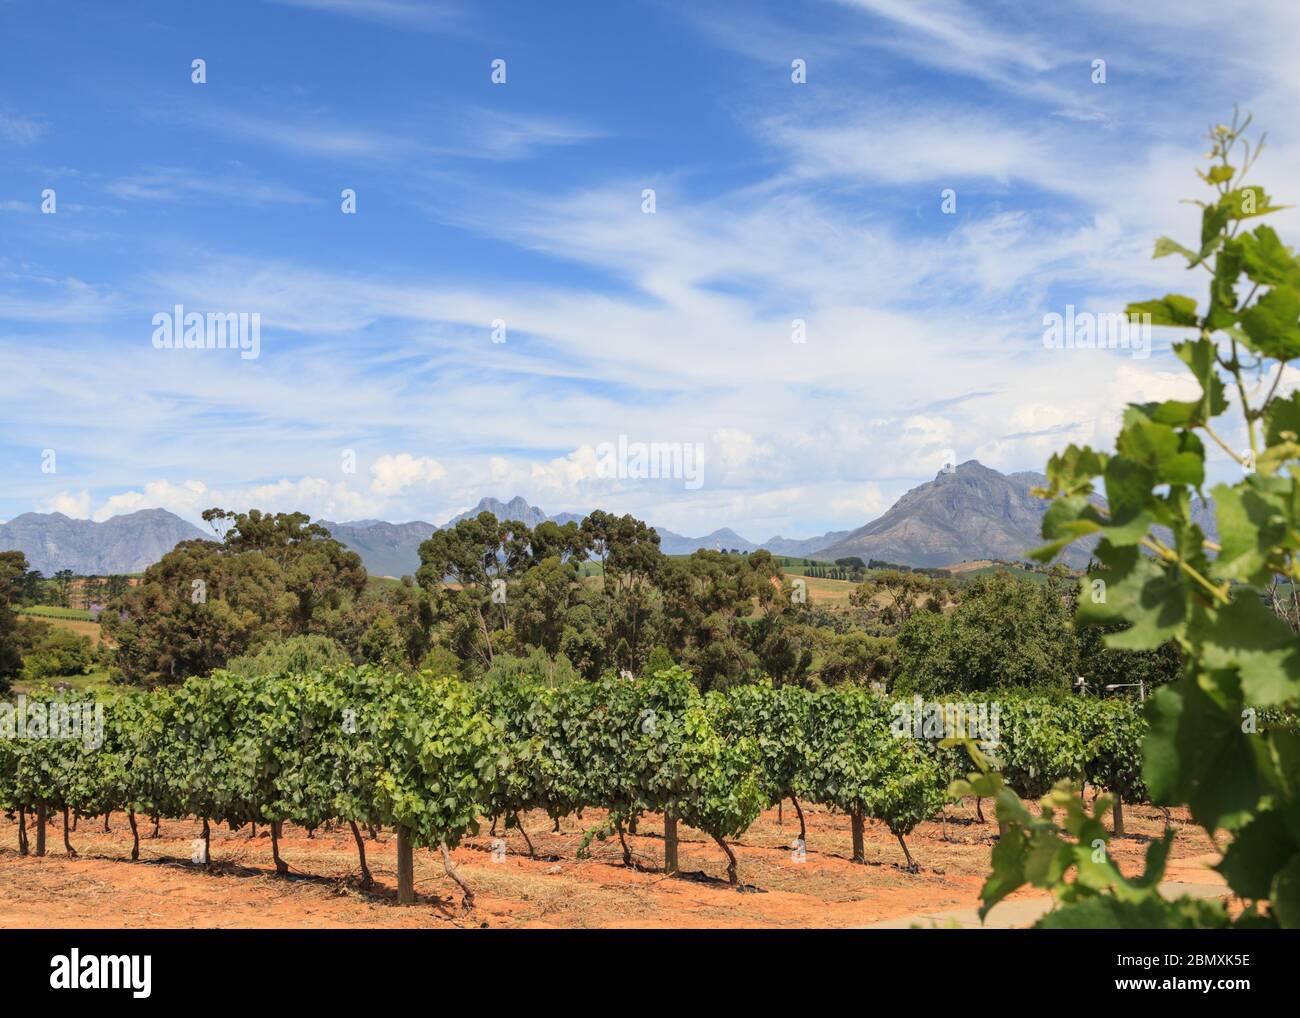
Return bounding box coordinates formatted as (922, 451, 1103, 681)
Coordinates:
(0, 799, 1216, 929)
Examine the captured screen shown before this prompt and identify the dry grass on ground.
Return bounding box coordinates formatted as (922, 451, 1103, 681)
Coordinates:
(0, 797, 1219, 929)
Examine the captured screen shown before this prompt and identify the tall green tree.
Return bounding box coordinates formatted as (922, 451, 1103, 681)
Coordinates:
(0, 551, 31, 692)
(895, 572, 1076, 694)
(103, 509, 366, 684)
(53, 570, 74, 608)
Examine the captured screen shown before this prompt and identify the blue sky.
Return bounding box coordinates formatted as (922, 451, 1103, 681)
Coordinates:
(3, 0, 1299, 538)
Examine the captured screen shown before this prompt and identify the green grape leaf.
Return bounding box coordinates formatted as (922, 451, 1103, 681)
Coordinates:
(1153, 236, 1197, 262)
(1042, 444, 1107, 496)
(1115, 408, 1205, 487)
(1239, 225, 1300, 288)
(1271, 854, 1300, 929)
(1032, 495, 1107, 562)
(1264, 389, 1300, 446)
(1143, 677, 1264, 832)
(1239, 284, 1300, 361)
(1201, 593, 1300, 708)
(1224, 186, 1288, 220)
(1036, 894, 1228, 929)
(1173, 339, 1229, 423)
(1207, 239, 1244, 329)
(1216, 810, 1297, 900)
(1262, 732, 1300, 843)
(1202, 202, 1232, 249)
(1213, 483, 1275, 583)
(1103, 456, 1158, 524)
(1077, 542, 1186, 649)
(978, 829, 1029, 919)
(1126, 294, 1199, 328)
(1023, 833, 1073, 887)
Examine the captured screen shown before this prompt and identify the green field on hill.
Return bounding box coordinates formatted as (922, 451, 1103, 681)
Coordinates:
(17, 605, 95, 621)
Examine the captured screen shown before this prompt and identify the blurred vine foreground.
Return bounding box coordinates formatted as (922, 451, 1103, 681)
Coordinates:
(952, 110, 1300, 928)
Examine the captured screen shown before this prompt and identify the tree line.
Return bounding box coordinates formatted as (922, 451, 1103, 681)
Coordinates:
(0, 507, 1187, 706)
(0, 505, 1190, 698)
(1, 562, 132, 612)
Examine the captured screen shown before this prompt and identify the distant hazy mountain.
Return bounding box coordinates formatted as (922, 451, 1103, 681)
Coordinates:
(317, 519, 439, 578)
(329, 498, 843, 574)
(654, 527, 760, 556)
(0, 509, 210, 575)
(811, 461, 1218, 570)
(647, 527, 845, 557)
(762, 531, 852, 557)
(813, 461, 1090, 568)
(447, 496, 545, 529)
(0, 499, 582, 579)
(2, 471, 1218, 579)
(323, 496, 588, 577)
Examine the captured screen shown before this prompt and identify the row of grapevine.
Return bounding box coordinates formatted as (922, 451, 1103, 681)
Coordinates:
(0, 668, 1150, 902)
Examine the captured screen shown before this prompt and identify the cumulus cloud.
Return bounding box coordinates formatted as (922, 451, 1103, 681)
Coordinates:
(40, 490, 93, 518)
(92, 480, 210, 522)
(4, 0, 1295, 538)
(710, 428, 768, 482)
(76, 478, 384, 526)
(369, 453, 446, 496)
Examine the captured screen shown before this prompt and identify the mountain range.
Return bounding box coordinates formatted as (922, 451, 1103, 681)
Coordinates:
(318, 496, 587, 577)
(650, 526, 854, 557)
(2, 462, 1199, 577)
(0, 508, 211, 575)
(817, 461, 1089, 567)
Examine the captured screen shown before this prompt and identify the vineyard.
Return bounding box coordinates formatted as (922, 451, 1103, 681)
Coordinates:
(16, 606, 96, 622)
(1, 666, 1175, 910)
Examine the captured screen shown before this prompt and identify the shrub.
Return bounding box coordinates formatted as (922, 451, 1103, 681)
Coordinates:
(21, 627, 97, 682)
(224, 634, 350, 677)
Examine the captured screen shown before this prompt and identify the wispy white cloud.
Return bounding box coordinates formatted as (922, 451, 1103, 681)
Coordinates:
(4, 0, 1297, 537)
(187, 108, 424, 161)
(181, 106, 599, 164)
(471, 111, 605, 160)
(0, 276, 119, 322)
(105, 167, 314, 206)
(834, 0, 1057, 77)
(264, 0, 461, 31)
(763, 106, 1070, 190)
(0, 110, 44, 144)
